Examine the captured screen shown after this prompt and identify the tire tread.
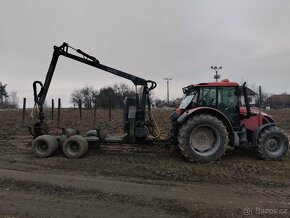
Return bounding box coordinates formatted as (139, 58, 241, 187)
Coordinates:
(178, 114, 228, 163)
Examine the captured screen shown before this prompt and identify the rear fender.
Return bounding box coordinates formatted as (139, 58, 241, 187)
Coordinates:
(177, 107, 234, 133)
(252, 123, 275, 147)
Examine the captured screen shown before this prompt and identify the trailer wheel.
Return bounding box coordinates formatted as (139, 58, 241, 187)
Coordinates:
(257, 126, 289, 160)
(178, 114, 228, 163)
(32, 135, 58, 158)
(62, 135, 88, 158)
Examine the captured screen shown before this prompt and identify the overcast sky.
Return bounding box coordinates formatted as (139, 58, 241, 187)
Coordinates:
(1, 0, 290, 107)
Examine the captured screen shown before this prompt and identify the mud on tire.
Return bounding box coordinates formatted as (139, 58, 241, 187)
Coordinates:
(62, 135, 89, 158)
(178, 114, 228, 163)
(257, 126, 289, 160)
(32, 135, 58, 158)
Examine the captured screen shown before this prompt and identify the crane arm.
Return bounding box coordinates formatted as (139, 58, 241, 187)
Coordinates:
(33, 42, 156, 122)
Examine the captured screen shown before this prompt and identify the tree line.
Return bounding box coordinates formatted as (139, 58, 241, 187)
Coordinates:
(70, 83, 181, 109)
(0, 80, 179, 110)
(70, 83, 135, 109)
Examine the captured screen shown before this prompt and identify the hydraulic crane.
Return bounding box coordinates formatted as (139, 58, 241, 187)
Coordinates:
(31, 42, 158, 145)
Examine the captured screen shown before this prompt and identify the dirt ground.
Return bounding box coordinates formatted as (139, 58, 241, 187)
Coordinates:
(0, 108, 290, 218)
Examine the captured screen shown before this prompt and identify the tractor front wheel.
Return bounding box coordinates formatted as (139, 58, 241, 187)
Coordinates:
(178, 114, 228, 163)
(257, 126, 289, 160)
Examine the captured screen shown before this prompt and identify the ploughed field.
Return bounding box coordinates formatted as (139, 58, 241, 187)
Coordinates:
(0, 108, 290, 218)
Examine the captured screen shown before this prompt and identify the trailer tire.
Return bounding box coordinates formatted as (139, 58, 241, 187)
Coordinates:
(62, 135, 88, 158)
(32, 135, 58, 158)
(257, 126, 289, 160)
(178, 114, 228, 163)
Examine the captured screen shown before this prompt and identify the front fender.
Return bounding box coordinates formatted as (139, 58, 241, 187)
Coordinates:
(252, 123, 275, 147)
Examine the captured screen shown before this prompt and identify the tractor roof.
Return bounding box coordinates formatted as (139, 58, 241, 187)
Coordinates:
(192, 79, 239, 87)
(182, 80, 240, 94)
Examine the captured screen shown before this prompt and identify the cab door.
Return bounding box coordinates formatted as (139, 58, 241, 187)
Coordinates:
(217, 87, 240, 130)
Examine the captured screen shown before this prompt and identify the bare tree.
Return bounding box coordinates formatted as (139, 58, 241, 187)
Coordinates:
(71, 89, 83, 108)
(81, 86, 96, 109)
(0, 82, 8, 106)
(71, 86, 99, 109)
(0, 82, 19, 109)
(113, 83, 134, 98)
(8, 91, 19, 108)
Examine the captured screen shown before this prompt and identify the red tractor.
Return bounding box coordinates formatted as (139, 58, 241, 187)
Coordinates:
(170, 80, 289, 163)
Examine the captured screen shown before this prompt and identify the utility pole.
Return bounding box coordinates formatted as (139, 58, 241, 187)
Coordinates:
(211, 66, 222, 82)
(163, 78, 172, 106)
(259, 86, 262, 109)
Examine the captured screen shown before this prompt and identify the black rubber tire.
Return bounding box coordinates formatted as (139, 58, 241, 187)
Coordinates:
(62, 135, 89, 158)
(32, 135, 58, 158)
(257, 126, 289, 160)
(178, 114, 228, 163)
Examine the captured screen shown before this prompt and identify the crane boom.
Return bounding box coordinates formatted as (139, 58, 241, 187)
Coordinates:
(33, 42, 156, 123)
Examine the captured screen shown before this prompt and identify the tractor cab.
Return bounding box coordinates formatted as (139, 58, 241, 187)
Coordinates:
(178, 80, 241, 129)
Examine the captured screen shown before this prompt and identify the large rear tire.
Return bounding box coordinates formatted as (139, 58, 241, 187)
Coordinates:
(257, 126, 289, 160)
(62, 135, 89, 158)
(32, 135, 58, 158)
(178, 114, 228, 163)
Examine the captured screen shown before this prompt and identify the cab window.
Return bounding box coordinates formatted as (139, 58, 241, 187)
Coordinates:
(198, 87, 216, 107)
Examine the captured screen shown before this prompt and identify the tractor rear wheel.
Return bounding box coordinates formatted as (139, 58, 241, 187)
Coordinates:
(62, 135, 89, 158)
(178, 114, 228, 163)
(32, 135, 58, 158)
(257, 126, 289, 160)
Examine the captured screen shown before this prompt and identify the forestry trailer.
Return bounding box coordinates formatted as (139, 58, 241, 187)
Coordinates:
(27, 42, 289, 162)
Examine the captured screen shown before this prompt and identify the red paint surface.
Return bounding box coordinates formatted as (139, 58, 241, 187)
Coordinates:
(193, 81, 240, 87)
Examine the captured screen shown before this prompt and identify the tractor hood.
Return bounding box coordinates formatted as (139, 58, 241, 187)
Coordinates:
(240, 106, 274, 123)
